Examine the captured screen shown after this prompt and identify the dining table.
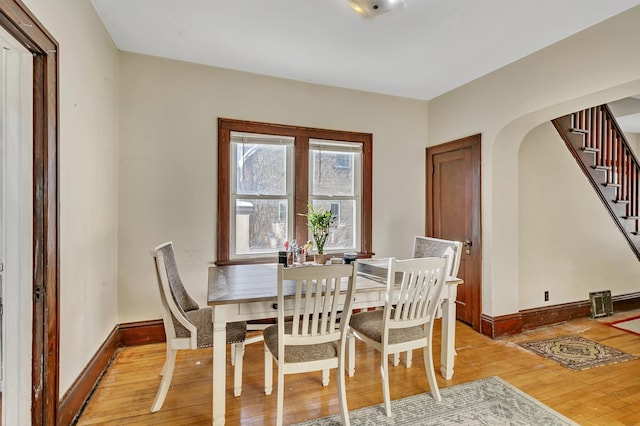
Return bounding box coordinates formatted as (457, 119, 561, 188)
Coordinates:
(207, 260, 463, 425)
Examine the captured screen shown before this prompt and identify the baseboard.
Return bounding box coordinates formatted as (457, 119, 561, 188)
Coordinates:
(118, 319, 166, 346)
(481, 291, 640, 339)
(58, 319, 165, 425)
(520, 301, 591, 330)
(58, 325, 119, 426)
(612, 291, 640, 312)
(481, 312, 522, 339)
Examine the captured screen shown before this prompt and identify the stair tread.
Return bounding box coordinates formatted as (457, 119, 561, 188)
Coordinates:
(582, 147, 599, 153)
(570, 127, 589, 134)
(614, 199, 630, 204)
(604, 182, 621, 187)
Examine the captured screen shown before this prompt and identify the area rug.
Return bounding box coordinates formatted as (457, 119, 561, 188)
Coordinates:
(607, 315, 640, 336)
(293, 376, 577, 426)
(519, 335, 637, 371)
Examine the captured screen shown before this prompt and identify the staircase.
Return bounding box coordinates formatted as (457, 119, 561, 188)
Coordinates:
(552, 104, 640, 261)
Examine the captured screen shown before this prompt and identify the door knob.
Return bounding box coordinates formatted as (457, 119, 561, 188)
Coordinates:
(463, 239, 472, 255)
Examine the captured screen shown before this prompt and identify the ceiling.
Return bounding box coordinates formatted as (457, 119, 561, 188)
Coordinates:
(91, 0, 640, 101)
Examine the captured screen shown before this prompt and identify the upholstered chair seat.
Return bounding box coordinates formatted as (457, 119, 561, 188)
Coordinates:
(172, 307, 247, 348)
(263, 322, 338, 363)
(349, 310, 424, 345)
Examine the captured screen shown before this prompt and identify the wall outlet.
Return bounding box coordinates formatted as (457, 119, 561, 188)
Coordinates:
(544, 291, 549, 302)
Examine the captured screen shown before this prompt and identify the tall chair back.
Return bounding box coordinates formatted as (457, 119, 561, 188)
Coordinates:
(384, 257, 448, 331)
(412, 235, 463, 278)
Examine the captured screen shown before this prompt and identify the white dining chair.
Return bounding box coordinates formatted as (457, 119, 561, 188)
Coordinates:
(394, 236, 464, 368)
(348, 256, 448, 417)
(263, 263, 358, 426)
(150, 241, 260, 412)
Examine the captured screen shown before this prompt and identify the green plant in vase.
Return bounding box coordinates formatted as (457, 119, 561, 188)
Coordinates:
(299, 203, 334, 264)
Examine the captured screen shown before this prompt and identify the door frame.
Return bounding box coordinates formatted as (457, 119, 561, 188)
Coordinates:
(426, 134, 482, 332)
(0, 1, 59, 424)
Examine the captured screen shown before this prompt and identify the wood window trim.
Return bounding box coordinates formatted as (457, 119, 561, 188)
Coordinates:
(217, 118, 373, 265)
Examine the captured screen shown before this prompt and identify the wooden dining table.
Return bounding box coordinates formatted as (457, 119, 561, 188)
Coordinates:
(207, 260, 463, 425)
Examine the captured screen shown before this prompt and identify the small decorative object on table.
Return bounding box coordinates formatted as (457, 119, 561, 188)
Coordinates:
(298, 203, 334, 265)
(343, 252, 358, 264)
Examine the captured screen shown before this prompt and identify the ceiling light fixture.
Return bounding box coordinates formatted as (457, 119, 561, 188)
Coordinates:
(347, 0, 408, 19)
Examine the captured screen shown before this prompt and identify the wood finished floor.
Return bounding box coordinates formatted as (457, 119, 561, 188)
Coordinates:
(76, 310, 640, 425)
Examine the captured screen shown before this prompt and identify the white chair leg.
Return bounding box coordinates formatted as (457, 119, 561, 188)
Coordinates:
(230, 343, 236, 366)
(159, 342, 171, 376)
(233, 343, 245, 397)
(392, 353, 400, 367)
(322, 369, 330, 386)
(423, 326, 441, 402)
(347, 333, 355, 377)
(264, 344, 273, 395)
(150, 348, 177, 412)
(381, 350, 392, 417)
(337, 345, 351, 426)
(276, 368, 285, 426)
(405, 350, 413, 368)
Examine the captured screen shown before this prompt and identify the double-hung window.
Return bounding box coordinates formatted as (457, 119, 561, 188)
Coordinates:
(230, 133, 294, 257)
(309, 140, 361, 251)
(217, 118, 372, 265)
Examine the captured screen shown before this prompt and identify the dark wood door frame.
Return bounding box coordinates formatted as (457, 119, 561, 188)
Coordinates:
(0, 1, 59, 424)
(426, 134, 482, 332)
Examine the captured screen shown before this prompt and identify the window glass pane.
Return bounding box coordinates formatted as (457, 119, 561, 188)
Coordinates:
(311, 149, 355, 196)
(235, 198, 288, 254)
(311, 200, 356, 251)
(235, 142, 287, 195)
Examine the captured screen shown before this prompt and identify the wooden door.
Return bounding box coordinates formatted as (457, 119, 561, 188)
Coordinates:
(426, 134, 481, 331)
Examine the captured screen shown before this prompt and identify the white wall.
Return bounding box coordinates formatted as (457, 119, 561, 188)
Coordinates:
(428, 5, 640, 316)
(22, 0, 120, 397)
(519, 123, 639, 309)
(117, 53, 429, 322)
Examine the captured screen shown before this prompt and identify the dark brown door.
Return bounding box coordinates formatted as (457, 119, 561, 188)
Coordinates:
(426, 134, 481, 331)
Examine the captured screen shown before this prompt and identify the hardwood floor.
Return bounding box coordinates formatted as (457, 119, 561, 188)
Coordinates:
(76, 310, 640, 425)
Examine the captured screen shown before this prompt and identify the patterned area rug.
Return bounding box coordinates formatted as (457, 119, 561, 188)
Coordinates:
(608, 315, 640, 336)
(519, 335, 637, 371)
(293, 376, 577, 426)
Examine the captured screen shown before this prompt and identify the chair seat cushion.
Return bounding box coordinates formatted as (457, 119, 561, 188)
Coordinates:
(349, 310, 424, 345)
(263, 322, 338, 363)
(175, 307, 247, 348)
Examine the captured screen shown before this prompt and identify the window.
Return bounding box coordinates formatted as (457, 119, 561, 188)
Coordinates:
(309, 140, 360, 251)
(230, 133, 294, 256)
(217, 118, 372, 264)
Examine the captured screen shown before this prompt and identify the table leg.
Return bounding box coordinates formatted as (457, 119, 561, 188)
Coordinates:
(212, 305, 227, 425)
(440, 285, 458, 380)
